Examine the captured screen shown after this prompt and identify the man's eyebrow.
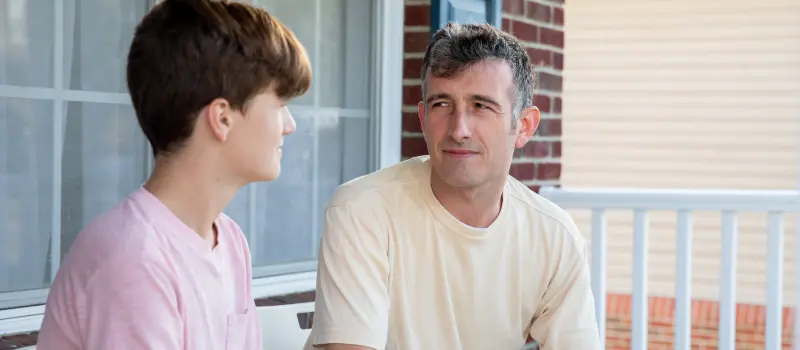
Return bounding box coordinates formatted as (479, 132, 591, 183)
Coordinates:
(425, 93, 451, 102)
(472, 94, 501, 108)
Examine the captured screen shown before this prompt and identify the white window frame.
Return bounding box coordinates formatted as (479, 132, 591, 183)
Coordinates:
(0, 0, 403, 336)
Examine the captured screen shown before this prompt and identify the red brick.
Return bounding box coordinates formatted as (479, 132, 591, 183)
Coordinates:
(539, 27, 564, 48)
(524, 141, 550, 158)
(533, 94, 551, 113)
(503, 0, 525, 16)
(553, 7, 565, 26)
(537, 163, 561, 180)
(603, 293, 796, 349)
(527, 185, 541, 193)
(509, 162, 536, 181)
(404, 58, 424, 80)
(402, 112, 422, 133)
(510, 20, 538, 43)
(553, 52, 564, 70)
(526, 2, 552, 23)
(404, 31, 430, 53)
(553, 97, 562, 113)
(538, 72, 563, 91)
(551, 141, 561, 157)
(402, 84, 423, 106)
(502, 18, 512, 32)
(527, 47, 553, 67)
(537, 118, 562, 136)
(405, 4, 430, 26)
(402, 137, 428, 158)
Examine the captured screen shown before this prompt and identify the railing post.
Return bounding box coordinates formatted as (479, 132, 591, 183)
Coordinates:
(591, 209, 607, 349)
(718, 211, 738, 350)
(632, 209, 649, 350)
(675, 210, 692, 350)
(766, 212, 784, 350)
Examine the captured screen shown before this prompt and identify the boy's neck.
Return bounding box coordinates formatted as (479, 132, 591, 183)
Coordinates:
(143, 152, 240, 246)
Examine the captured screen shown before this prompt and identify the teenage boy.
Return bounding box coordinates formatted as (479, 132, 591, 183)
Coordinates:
(38, 0, 312, 349)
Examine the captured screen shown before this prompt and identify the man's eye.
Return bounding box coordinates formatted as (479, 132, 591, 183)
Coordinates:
(431, 102, 449, 108)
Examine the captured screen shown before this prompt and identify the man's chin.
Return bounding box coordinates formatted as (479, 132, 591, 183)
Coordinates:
(433, 168, 482, 188)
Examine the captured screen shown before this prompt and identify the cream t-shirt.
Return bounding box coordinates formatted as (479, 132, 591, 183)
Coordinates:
(305, 156, 601, 350)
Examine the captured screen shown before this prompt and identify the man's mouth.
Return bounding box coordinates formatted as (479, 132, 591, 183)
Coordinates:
(442, 149, 478, 158)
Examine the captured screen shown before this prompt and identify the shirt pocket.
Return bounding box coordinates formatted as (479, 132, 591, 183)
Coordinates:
(226, 310, 255, 350)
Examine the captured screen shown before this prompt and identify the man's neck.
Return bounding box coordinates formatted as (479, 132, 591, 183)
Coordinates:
(429, 173, 504, 229)
(143, 153, 240, 246)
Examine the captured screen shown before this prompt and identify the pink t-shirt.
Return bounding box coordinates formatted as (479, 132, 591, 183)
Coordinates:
(38, 188, 262, 350)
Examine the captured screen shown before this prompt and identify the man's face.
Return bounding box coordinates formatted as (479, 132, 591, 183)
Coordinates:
(418, 59, 539, 189)
(223, 89, 296, 183)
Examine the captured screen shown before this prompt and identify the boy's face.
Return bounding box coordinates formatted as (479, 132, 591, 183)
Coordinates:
(216, 89, 296, 184)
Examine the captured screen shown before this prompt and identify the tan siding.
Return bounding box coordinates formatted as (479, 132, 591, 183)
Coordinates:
(561, 0, 800, 305)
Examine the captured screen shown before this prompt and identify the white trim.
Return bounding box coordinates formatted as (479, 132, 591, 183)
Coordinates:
(50, 0, 65, 284)
(0, 290, 48, 310)
(0, 85, 131, 104)
(539, 186, 800, 212)
(0, 314, 44, 336)
(373, 0, 404, 170)
(0, 86, 370, 119)
(251, 272, 317, 300)
(252, 261, 317, 278)
(0, 306, 45, 335)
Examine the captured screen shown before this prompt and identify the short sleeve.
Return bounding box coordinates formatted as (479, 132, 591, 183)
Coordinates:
(77, 260, 183, 350)
(528, 219, 602, 350)
(307, 204, 391, 350)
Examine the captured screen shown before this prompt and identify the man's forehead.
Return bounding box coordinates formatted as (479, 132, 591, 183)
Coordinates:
(427, 60, 512, 86)
(425, 61, 514, 101)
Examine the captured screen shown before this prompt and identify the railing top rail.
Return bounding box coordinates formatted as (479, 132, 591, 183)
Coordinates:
(539, 186, 800, 212)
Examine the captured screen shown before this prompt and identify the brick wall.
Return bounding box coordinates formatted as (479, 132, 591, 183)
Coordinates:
(606, 293, 795, 350)
(402, 0, 565, 192)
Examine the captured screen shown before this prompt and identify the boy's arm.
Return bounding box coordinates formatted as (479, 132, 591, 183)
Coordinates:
(307, 203, 391, 350)
(61, 260, 183, 350)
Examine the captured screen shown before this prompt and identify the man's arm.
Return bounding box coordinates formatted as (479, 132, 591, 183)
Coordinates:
(308, 202, 391, 350)
(528, 219, 602, 350)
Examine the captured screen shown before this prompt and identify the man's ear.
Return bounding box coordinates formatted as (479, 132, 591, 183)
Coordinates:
(204, 98, 233, 142)
(514, 106, 540, 148)
(417, 101, 426, 135)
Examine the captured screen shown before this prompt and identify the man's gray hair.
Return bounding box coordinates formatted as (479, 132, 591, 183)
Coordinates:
(420, 22, 536, 125)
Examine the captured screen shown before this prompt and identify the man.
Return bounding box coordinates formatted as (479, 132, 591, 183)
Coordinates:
(37, 1, 311, 349)
(305, 23, 600, 350)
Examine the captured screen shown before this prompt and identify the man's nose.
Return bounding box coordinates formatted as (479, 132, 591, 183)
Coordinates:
(449, 109, 472, 141)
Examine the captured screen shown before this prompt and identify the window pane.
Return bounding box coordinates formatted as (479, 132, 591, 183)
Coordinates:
(319, 0, 372, 110)
(255, 0, 373, 109)
(60, 102, 148, 256)
(245, 0, 376, 276)
(65, 0, 149, 93)
(315, 115, 370, 252)
(251, 113, 315, 268)
(0, 97, 53, 293)
(254, 0, 317, 106)
(0, 0, 53, 88)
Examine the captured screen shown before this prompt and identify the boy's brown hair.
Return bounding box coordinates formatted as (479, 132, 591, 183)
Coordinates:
(126, 0, 312, 156)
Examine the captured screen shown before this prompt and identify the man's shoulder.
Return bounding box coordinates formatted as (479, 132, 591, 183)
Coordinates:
(328, 156, 430, 208)
(505, 177, 586, 249)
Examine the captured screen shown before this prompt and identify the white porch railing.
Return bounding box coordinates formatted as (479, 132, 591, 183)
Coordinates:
(539, 187, 800, 350)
